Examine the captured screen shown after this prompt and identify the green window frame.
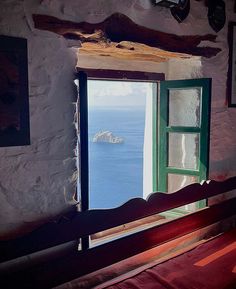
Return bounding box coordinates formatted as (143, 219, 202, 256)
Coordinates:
(153, 78, 211, 210)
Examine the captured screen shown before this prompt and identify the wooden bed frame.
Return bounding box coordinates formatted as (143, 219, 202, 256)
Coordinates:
(0, 177, 236, 288)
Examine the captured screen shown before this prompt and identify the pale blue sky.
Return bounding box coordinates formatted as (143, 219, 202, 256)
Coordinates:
(88, 80, 154, 108)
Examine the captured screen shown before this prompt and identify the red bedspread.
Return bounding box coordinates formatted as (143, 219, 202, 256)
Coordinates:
(101, 229, 236, 289)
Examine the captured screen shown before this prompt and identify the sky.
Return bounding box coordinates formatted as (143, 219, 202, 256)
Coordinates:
(88, 80, 155, 108)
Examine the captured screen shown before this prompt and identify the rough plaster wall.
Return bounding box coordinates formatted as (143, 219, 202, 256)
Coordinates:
(200, 5, 236, 181)
(0, 0, 235, 238)
(0, 1, 78, 238)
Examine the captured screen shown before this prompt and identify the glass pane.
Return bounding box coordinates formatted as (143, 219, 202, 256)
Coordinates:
(167, 174, 198, 193)
(168, 88, 201, 127)
(168, 133, 199, 170)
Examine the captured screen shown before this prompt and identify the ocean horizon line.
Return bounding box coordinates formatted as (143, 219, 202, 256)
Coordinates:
(89, 105, 145, 111)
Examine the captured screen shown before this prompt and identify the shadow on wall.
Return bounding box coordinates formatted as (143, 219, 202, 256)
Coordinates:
(209, 152, 236, 181)
(0, 204, 78, 241)
(208, 153, 236, 206)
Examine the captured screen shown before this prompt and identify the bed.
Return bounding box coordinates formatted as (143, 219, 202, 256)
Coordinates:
(0, 177, 236, 289)
(97, 228, 236, 289)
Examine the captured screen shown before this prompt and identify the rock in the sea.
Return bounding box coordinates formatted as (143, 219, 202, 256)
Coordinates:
(92, 131, 124, 144)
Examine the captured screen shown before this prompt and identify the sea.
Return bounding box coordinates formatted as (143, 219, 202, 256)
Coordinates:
(88, 107, 145, 209)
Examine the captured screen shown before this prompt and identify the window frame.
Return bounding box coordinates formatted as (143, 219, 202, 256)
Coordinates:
(77, 70, 211, 247)
(77, 68, 165, 210)
(153, 78, 211, 210)
(77, 68, 164, 249)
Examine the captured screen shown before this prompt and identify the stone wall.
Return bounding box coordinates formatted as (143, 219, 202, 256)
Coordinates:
(0, 0, 235, 238)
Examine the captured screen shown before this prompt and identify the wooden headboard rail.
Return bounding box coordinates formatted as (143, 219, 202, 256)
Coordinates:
(0, 177, 236, 288)
(0, 177, 236, 263)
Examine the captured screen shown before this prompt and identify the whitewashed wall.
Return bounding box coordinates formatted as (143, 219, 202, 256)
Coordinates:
(0, 1, 78, 238)
(0, 0, 235, 238)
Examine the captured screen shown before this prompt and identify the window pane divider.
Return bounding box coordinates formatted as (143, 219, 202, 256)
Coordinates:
(166, 127, 201, 133)
(166, 167, 200, 176)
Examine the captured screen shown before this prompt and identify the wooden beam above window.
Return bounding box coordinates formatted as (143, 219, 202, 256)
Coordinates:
(33, 13, 221, 60)
(76, 68, 165, 81)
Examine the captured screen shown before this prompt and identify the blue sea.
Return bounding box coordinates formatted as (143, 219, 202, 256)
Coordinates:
(88, 107, 145, 209)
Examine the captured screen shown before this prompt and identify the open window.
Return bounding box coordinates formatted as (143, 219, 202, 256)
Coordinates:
(76, 69, 164, 213)
(76, 70, 211, 246)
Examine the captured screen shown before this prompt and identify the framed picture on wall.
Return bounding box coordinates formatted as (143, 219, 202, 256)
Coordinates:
(0, 35, 30, 146)
(228, 22, 236, 107)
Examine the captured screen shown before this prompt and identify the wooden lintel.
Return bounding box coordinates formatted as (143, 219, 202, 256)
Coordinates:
(76, 68, 165, 81)
(33, 13, 221, 58)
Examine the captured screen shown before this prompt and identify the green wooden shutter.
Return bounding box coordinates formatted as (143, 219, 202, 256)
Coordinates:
(153, 78, 211, 205)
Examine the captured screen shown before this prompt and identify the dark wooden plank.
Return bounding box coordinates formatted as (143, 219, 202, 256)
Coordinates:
(76, 68, 165, 81)
(78, 71, 89, 212)
(33, 13, 221, 58)
(227, 22, 236, 107)
(0, 177, 236, 262)
(1, 197, 235, 289)
(78, 71, 90, 250)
